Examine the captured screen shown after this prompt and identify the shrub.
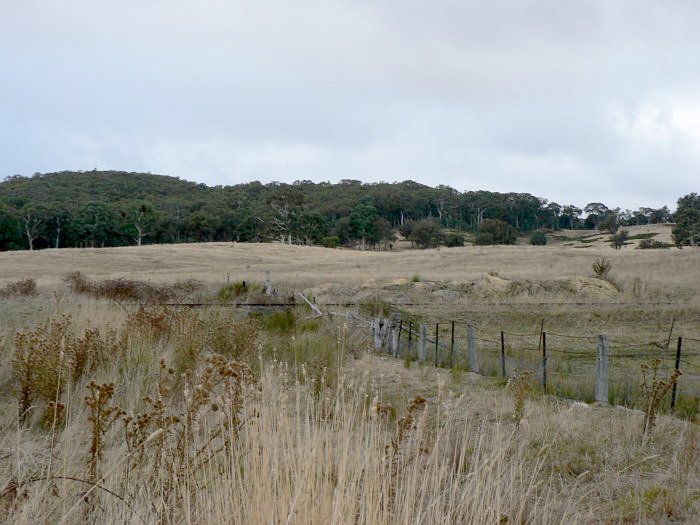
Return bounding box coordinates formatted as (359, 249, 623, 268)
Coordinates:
(321, 235, 340, 248)
(637, 239, 672, 249)
(410, 218, 444, 249)
(529, 231, 547, 245)
(443, 233, 465, 247)
(474, 232, 495, 245)
(477, 219, 517, 245)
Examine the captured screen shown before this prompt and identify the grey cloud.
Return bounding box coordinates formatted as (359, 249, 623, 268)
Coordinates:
(2, 1, 700, 210)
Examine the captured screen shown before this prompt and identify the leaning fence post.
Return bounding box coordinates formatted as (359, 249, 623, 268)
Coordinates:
(541, 331, 547, 394)
(671, 336, 683, 412)
(467, 324, 479, 374)
(408, 321, 413, 358)
(595, 335, 609, 405)
(500, 330, 506, 378)
(418, 323, 426, 361)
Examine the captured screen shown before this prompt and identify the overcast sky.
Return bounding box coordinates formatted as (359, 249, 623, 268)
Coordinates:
(2, 1, 699, 210)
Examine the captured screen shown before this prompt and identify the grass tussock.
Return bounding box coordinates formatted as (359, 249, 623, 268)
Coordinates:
(0, 279, 37, 299)
(64, 271, 205, 303)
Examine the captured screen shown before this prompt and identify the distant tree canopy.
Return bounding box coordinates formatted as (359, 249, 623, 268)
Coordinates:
(0, 170, 689, 251)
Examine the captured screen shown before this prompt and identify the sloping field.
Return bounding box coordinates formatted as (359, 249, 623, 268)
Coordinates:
(0, 236, 697, 301)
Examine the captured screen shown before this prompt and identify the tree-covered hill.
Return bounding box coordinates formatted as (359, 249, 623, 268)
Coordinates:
(0, 170, 689, 251)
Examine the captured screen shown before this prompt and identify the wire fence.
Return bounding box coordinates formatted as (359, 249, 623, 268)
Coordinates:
(370, 315, 699, 418)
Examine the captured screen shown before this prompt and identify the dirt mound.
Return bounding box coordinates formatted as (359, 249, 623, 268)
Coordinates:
(465, 273, 620, 299)
(552, 275, 620, 298)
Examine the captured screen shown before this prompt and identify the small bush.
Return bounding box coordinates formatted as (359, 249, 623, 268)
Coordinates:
(321, 235, 340, 248)
(443, 233, 465, 247)
(474, 232, 495, 245)
(637, 239, 672, 249)
(530, 231, 547, 245)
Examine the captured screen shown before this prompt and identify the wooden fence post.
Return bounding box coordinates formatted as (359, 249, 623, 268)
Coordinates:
(541, 331, 547, 394)
(450, 321, 455, 368)
(435, 323, 439, 367)
(391, 323, 399, 358)
(500, 330, 506, 378)
(373, 317, 382, 351)
(418, 323, 426, 361)
(408, 321, 413, 358)
(595, 335, 609, 405)
(671, 337, 683, 412)
(467, 324, 479, 374)
(265, 270, 272, 295)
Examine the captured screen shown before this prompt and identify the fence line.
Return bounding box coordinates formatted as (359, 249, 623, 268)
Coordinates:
(368, 314, 698, 414)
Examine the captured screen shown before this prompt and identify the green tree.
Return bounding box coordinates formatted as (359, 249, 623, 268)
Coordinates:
(349, 203, 379, 250)
(673, 193, 700, 247)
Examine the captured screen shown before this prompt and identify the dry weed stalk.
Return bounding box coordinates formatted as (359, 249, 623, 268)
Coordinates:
(11, 316, 126, 425)
(85, 381, 124, 483)
(121, 355, 256, 512)
(389, 395, 427, 457)
(507, 369, 532, 426)
(11, 317, 71, 423)
(640, 359, 682, 440)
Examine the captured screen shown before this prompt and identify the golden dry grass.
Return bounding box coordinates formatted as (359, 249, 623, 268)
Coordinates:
(0, 230, 697, 298)
(0, 239, 698, 523)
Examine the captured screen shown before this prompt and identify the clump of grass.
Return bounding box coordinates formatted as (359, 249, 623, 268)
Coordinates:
(592, 257, 612, 279)
(359, 296, 393, 317)
(252, 309, 296, 332)
(411, 274, 421, 283)
(174, 314, 258, 373)
(124, 306, 183, 341)
(64, 271, 204, 303)
(216, 281, 260, 302)
(640, 359, 682, 441)
(0, 278, 38, 298)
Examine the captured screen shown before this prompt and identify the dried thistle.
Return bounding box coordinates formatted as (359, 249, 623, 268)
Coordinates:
(85, 381, 124, 483)
(640, 359, 681, 441)
(507, 369, 532, 426)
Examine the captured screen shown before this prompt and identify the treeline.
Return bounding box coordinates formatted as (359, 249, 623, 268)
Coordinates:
(0, 170, 696, 251)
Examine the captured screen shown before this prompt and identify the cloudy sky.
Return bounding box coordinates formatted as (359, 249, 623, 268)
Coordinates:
(2, 1, 699, 210)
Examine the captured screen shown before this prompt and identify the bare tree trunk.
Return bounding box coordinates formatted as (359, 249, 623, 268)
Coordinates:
(135, 224, 144, 246)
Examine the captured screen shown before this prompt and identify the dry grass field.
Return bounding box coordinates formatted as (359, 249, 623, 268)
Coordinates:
(0, 233, 698, 523)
